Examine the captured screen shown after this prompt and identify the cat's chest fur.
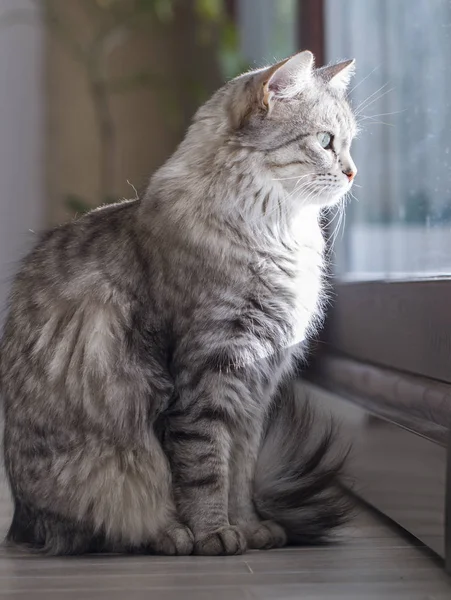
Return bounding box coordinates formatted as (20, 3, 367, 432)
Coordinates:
(249, 242, 324, 350)
(169, 211, 325, 376)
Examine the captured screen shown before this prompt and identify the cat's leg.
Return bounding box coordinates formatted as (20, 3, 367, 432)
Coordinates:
(6, 499, 102, 555)
(164, 372, 250, 556)
(5, 425, 193, 555)
(11, 506, 193, 557)
(228, 417, 287, 550)
(2, 290, 195, 555)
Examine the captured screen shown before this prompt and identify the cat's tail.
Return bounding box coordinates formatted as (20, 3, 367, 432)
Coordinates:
(253, 383, 352, 544)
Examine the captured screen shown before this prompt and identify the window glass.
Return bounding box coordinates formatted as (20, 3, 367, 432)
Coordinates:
(238, 0, 298, 66)
(326, 0, 451, 278)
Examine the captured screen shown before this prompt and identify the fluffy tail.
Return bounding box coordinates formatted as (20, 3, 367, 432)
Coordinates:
(253, 383, 352, 544)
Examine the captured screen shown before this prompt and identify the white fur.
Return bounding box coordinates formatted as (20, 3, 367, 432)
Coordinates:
(51, 440, 174, 546)
(267, 50, 315, 100)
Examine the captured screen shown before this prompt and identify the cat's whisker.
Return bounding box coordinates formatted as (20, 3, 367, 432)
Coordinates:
(324, 196, 347, 251)
(289, 179, 316, 196)
(347, 64, 381, 96)
(323, 206, 341, 233)
(329, 203, 346, 248)
(355, 87, 395, 117)
(359, 108, 407, 120)
(361, 120, 395, 128)
(353, 82, 390, 113)
(271, 172, 315, 182)
(298, 187, 318, 206)
(258, 182, 316, 224)
(282, 178, 315, 199)
(287, 183, 318, 205)
(326, 218, 341, 252)
(242, 180, 316, 229)
(340, 199, 348, 240)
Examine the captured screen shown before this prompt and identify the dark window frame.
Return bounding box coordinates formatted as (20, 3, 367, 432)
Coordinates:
(324, 279, 451, 385)
(298, 0, 325, 65)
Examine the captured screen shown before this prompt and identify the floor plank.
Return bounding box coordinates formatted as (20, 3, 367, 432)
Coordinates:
(0, 442, 449, 598)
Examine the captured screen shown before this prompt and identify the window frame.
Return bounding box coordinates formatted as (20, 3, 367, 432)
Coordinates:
(296, 0, 451, 569)
(298, 0, 325, 65)
(324, 278, 451, 385)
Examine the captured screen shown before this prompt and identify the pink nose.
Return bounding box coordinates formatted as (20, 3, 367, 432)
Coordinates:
(343, 168, 357, 182)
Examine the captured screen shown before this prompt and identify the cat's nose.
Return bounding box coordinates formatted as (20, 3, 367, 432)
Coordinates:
(342, 168, 357, 182)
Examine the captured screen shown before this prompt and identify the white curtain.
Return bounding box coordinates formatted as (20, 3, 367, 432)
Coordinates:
(0, 0, 44, 324)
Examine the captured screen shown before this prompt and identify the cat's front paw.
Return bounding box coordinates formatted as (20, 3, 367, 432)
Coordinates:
(244, 520, 287, 550)
(154, 524, 194, 555)
(194, 525, 247, 556)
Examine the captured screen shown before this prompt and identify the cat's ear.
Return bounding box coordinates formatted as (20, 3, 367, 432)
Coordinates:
(261, 50, 314, 107)
(228, 51, 314, 129)
(319, 59, 356, 94)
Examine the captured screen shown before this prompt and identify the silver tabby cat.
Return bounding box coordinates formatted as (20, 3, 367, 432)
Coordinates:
(0, 51, 357, 556)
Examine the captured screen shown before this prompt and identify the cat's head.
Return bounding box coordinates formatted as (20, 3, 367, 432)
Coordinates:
(197, 51, 357, 209)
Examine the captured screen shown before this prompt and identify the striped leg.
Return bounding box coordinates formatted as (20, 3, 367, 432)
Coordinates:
(228, 418, 287, 550)
(164, 372, 249, 556)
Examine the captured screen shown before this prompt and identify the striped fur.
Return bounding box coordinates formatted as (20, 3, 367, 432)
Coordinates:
(0, 52, 357, 555)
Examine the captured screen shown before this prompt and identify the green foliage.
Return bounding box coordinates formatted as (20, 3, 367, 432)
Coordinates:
(195, 0, 223, 21)
(1, 0, 241, 217)
(91, 0, 175, 23)
(220, 18, 248, 79)
(65, 194, 93, 216)
(65, 194, 118, 217)
(152, 0, 175, 22)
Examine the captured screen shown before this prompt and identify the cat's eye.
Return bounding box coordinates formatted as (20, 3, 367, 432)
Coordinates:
(317, 132, 333, 150)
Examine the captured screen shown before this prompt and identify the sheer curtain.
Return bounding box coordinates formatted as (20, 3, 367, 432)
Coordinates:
(326, 0, 451, 277)
(0, 0, 45, 325)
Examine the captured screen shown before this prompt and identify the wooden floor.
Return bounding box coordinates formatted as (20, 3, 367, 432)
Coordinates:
(0, 464, 449, 598)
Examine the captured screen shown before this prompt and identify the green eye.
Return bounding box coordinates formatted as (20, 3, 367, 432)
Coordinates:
(317, 132, 333, 149)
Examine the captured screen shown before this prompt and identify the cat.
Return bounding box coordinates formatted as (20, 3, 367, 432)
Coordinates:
(0, 50, 357, 556)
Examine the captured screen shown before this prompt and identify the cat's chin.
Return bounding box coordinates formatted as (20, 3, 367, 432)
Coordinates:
(322, 194, 348, 207)
(302, 192, 348, 209)
(293, 183, 351, 209)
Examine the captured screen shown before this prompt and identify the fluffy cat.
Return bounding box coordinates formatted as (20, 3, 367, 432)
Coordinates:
(0, 50, 357, 556)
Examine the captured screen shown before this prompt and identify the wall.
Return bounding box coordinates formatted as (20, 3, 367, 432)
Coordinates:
(0, 0, 45, 325)
(46, 2, 223, 224)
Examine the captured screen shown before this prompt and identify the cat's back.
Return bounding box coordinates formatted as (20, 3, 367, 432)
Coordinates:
(15, 199, 142, 299)
(0, 199, 154, 387)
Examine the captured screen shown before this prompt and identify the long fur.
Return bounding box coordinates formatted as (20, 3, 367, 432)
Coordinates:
(254, 384, 351, 544)
(0, 51, 357, 555)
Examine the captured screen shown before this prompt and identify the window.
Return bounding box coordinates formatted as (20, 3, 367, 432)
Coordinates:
(317, 2, 451, 565)
(237, 0, 298, 65)
(327, 0, 451, 278)
(321, 0, 451, 384)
